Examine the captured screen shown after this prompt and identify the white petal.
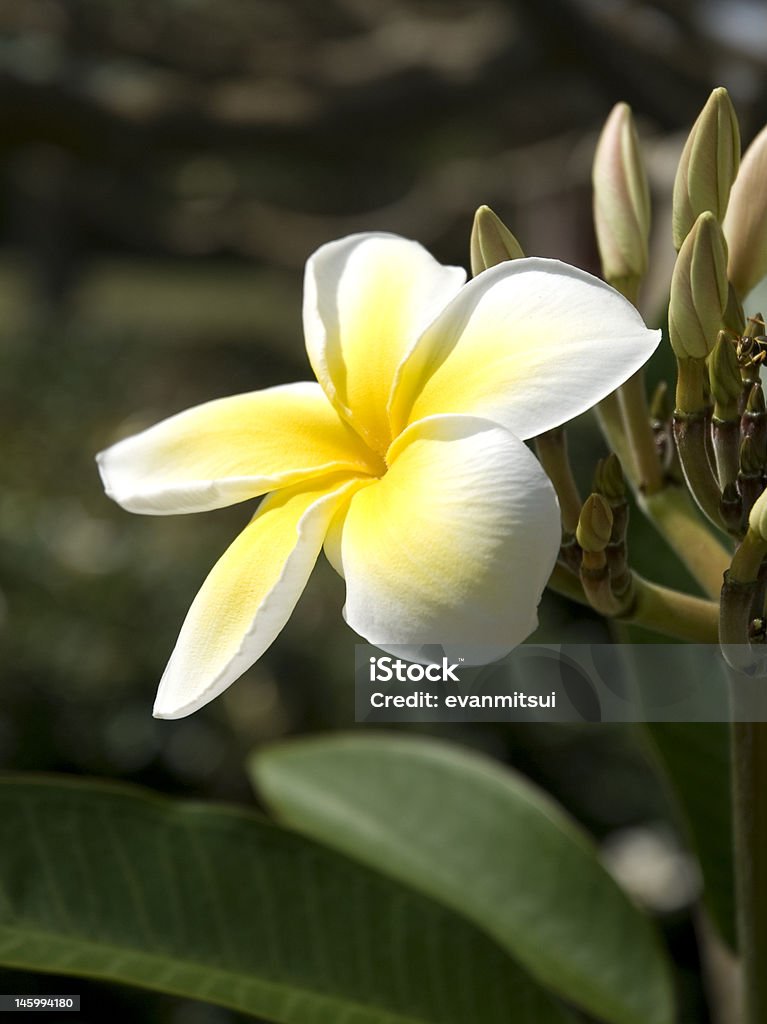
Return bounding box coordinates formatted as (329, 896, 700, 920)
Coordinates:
(303, 232, 465, 454)
(390, 258, 661, 439)
(724, 123, 767, 298)
(335, 415, 560, 662)
(153, 475, 368, 719)
(97, 382, 379, 515)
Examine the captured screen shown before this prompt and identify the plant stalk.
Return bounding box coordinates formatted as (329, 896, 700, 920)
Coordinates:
(730, 715, 767, 1024)
(674, 412, 727, 530)
(547, 564, 719, 641)
(535, 428, 582, 535)
(720, 529, 767, 1024)
(641, 487, 731, 600)
(617, 369, 664, 494)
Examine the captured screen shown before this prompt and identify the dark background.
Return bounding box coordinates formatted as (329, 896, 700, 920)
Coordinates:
(1, 0, 764, 1020)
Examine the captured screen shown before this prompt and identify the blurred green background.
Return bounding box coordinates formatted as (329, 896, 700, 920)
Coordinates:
(1, 0, 765, 1020)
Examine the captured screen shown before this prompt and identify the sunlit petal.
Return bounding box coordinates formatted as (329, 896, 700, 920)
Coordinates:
(333, 415, 560, 661)
(391, 258, 661, 439)
(98, 382, 380, 515)
(303, 233, 465, 454)
(153, 475, 369, 719)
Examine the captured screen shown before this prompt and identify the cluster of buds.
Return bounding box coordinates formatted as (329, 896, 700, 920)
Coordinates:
(592, 87, 767, 647)
(472, 85, 767, 645)
(575, 455, 633, 616)
(663, 90, 767, 545)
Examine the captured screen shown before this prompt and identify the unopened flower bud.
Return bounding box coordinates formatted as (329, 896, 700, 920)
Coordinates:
(747, 382, 766, 415)
(470, 205, 524, 275)
(722, 284, 745, 335)
(724, 124, 767, 297)
(740, 435, 763, 476)
(672, 87, 740, 251)
(592, 103, 650, 289)
(576, 494, 613, 552)
(668, 211, 729, 359)
(593, 453, 626, 504)
(709, 332, 742, 417)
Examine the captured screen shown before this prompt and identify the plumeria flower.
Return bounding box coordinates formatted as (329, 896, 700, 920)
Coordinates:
(98, 233, 659, 718)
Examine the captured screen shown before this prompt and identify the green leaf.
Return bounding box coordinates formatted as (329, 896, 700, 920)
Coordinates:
(0, 774, 571, 1024)
(644, 722, 736, 948)
(252, 733, 674, 1024)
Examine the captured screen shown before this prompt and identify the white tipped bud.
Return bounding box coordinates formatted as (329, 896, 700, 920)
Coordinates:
(592, 103, 650, 288)
(470, 205, 524, 275)
(672, 87, 740, 251)
(724, 123, 767, 298)
(668, 211, 729, 359)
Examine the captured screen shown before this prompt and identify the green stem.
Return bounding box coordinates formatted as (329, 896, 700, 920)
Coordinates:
(676, 356, 707, 415)
(594, 391, 636, 483)
(641, 487, 732, 600)
(711, 417, 741, 491)
(535, 429, 582, 535)
(622, 575, 719, 641)
(719, 529, 767, 1024)
(730, 716, 767, 1024)
(673, 412, 727, 530)
(730, 530, 767, 584)
(548, 563, 587, 604)
(617, 369, 664, 494)
(547, 564, 719, 641)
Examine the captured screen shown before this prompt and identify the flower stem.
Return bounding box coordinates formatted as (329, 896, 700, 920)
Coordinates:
(547, 564, 719, 641)
(730, 716, 767, 1024)
(595, 390, 636, 480)
(535, 428, 582, 534)
(595, 274, 662, 494)
(624, 575, 719, 641)
(617, 369, 664, 494)
(673, 411, 727, 530)
(641, 486, 732, 600)
(720, 530, 767, 1024)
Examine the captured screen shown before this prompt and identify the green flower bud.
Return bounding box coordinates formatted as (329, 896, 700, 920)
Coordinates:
(747, 382, 766, 415)
(576, 494, 613, 553)
(723, 283, 746, 334)
(709, 331, 742, 416)
(741, 434, 764, 475)
(668, 211, 729, 359)
(672, 87, 740, 251)
(469, 205, 524, 275)
(724, 124, 767, 297)
(593, 453, 626, 503)
(592, 103, 650, 288)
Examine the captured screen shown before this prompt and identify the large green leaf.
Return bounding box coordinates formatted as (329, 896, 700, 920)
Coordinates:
(252, 733, 674, 1024)
(0, 774, 572, 1024)
(644, 722, 736, 949)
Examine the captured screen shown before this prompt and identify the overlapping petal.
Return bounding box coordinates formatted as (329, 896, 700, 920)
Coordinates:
(97, 382, 380, 515)
(303, 233, 466, 454)
(153, 474, 370, 719)
(327, 415, 560, 662)
(390, 258, 661, 439)
(99, 230, 666, 718)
